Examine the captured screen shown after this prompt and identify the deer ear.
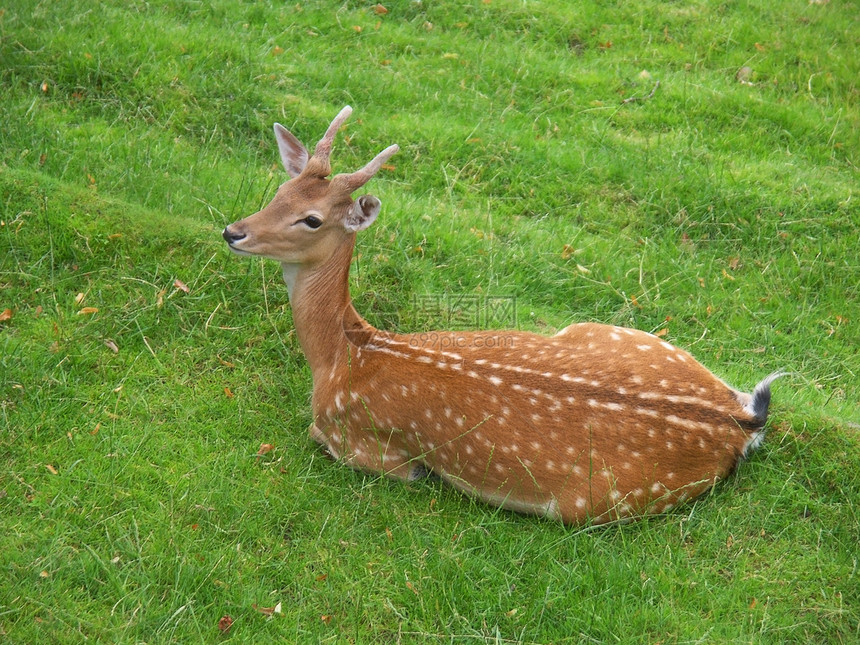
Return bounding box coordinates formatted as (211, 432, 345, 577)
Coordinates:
(274, 123, 309, 178)
(345, 195, 381, 233)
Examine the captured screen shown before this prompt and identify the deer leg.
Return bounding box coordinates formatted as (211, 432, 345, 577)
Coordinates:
(309, 423, 429, 481)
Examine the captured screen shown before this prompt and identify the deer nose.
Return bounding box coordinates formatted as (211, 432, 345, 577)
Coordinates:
(222, 227, 246, 244)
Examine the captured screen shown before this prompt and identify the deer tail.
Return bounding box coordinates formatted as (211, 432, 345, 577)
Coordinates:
(740, 371, 787, 457)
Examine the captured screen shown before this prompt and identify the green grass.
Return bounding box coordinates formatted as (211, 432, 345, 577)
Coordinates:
(1, 0, 858, 642)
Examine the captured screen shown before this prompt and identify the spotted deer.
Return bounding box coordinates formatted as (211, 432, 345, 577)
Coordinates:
(223, 106, 782, 525)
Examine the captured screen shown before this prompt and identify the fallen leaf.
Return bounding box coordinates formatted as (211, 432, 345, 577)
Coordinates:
(40, 570, 50, 578)
(406, 580, 418, 595)
(320, 614, 332, 624)
(680, 232, 693, 247)
(218, 356, 236, 368)
(90, 422, 101, 436)
(75, 292, 86, 304)
(721, 268, 735, 281)
(272, 45, 284, 55)
(253, 603, 282, 616)
(442, 52, 459, 60)
(257, 443, 275, 457)
(352, 25, 362, 33)
(217, 615, 233, 634)
(224, 386, 234, 398)
(104, 339, 119, 353)
(78, 307, 99, 315)
(173, 279, 190, 294)
(45, 464, 58, 475)
(655, 328, 669, 338)
(0, 309, 12, 322)
(380, 163, 396, 171)
(728, 256, 740, 270)
(754, 42, 766, 51)
(561, 244, 575, 260)
(373, 3, 388, 14)
(506, 608, 518, 617)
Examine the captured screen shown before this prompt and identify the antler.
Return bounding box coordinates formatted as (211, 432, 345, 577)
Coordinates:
(301, 106, 353, 179)
(331, 144, 400, 194)
(305, 106, 399, 192)
(313, 106, 353, 166)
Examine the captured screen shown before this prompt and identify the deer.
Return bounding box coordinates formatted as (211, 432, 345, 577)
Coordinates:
(222, 105, 782, 525)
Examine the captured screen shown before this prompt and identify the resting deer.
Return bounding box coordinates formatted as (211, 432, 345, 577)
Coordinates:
(223, 106, 781, 525)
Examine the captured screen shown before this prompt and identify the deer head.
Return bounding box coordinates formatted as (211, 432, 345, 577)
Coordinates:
(222, 106, 399, 268)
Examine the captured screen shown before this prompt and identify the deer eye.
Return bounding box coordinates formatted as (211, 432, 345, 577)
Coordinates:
(302, 215, 323, 229)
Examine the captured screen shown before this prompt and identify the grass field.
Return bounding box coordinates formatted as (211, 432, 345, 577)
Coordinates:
(1, 0, 858, 642)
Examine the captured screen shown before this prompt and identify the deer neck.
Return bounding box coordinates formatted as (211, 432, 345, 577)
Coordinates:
(281, 237, 370, 383)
